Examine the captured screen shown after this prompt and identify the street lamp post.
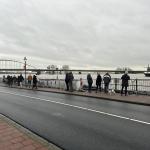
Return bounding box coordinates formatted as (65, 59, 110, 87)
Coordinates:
(24, 57, 27, 86)
(56, 68, 58, 79)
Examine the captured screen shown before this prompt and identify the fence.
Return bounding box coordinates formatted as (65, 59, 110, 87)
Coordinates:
(38, 78, 150, 93)
(1, 77, 150, 94)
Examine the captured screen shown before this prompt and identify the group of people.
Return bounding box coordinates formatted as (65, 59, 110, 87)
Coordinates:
(65, 71, 130, 96)
(87, 72, 111, 93)
(87, 71, 130, 95)
(3, 74, 38, 89)
(87, 72, 130, 95)
(4, 71, 130, 95)
(4, 74, 24, 88)
(27, 74, 38, 89)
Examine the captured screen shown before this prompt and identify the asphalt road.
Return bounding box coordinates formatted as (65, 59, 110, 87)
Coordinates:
(0, 86, 150, 150)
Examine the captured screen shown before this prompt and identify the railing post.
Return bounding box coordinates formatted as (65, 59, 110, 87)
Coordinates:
(47, 80, 48, 87)
(59, 79, 61, 89)
(136, 79, 138, 92)
(115, 78, 118, 91)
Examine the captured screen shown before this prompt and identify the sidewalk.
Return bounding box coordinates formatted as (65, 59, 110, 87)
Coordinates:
(35, 87, 150, 106)
(1, 82, 150, 106)
(0, 114, 61, 150)
(5, 83, 150, 106)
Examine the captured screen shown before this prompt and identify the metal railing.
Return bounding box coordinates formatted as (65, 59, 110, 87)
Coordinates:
(38, 78, 150, 93)
(1, 77, 150, 95)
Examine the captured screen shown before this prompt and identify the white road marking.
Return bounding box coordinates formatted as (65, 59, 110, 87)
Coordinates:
(0, 90, 150, 125)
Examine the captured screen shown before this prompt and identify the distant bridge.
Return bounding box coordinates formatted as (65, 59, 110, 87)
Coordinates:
(0, 59, 36, 69)
(0, 59, 145, 74)
(0, 59, 37, 74)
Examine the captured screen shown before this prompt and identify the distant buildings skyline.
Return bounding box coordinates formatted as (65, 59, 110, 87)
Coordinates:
(0, 58, 146, 72)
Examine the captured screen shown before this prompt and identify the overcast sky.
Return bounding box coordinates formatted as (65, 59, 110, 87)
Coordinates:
(0, 0, 150, 70)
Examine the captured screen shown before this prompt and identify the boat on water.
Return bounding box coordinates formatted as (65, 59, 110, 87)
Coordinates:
(144, 65, 150, 77)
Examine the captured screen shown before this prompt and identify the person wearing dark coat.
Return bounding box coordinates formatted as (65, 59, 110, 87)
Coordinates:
(12, 75, 17, 85)
(103, 73, 111, 93)
(2, 75, 6, 82)
(32, 75, 38, 89)
(68, 72, 74, 92)
(121, 72, 130, 96)
(18, 74, 24, 87)
(7, 75, 11, 87)
(65, 73, 69, 91)
(17, 75, 20, 86)
(96, 73, 102, 92)
(87, 73, 93, 93)
(9, 76, 13, 87)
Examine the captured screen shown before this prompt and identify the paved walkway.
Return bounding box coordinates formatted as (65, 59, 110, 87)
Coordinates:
(1, 82, 150, 106)
(0, 115, 61, 150)
(35, 87, 150, 106)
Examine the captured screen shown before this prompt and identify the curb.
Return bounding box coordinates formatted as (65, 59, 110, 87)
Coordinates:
(35, 89, 150, 106)
(1, 84, 150, 106)
(0, 114, 63, 150)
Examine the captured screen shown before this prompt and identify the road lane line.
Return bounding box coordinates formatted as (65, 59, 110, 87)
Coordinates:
(0, 90, 150, 125)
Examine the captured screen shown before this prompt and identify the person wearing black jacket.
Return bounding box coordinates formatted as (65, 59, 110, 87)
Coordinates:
(68, 72, 74, 92)
(18, 74, 24, 88)
(32, 75, 38, 89)
(103, 73, 111, 93)
(121, 72, 130, 96)
(87, 73, 93, 93)
(96, 73, 102, 92)
(65, 73, 69, 91)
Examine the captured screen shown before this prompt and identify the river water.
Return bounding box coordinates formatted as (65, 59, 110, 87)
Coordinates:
(38, 73, 149, 80)
(0, 73, 149, 80)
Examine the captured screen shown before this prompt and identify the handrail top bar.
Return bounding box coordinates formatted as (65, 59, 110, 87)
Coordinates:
(0, 69, 145, 73)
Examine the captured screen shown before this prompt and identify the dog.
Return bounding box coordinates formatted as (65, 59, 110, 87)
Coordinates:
(108, 89, 116, 95)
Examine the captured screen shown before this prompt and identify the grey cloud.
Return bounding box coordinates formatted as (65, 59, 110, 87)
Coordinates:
(0, 0, 150, 69)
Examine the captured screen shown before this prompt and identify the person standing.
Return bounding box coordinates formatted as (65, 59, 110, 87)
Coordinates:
(32, 75, 38, 89)
(68, 72, 74, 92)
(18, 74, 24, 88)
(27, 74, 32, 88)
(121, 71, 130, 96)
(103, 73, 111, 93)
(3, 75, 6, 82)
(12, 75, 17, 85)
(79, 78, 84, 91)
(7, 75, 11, 87)
(87, 73, 93, 93)
(96, 73, 102, 93)
(65, 72, 69, 91)
(17, 75, 20, 86)
(9, 76, 13, 87)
